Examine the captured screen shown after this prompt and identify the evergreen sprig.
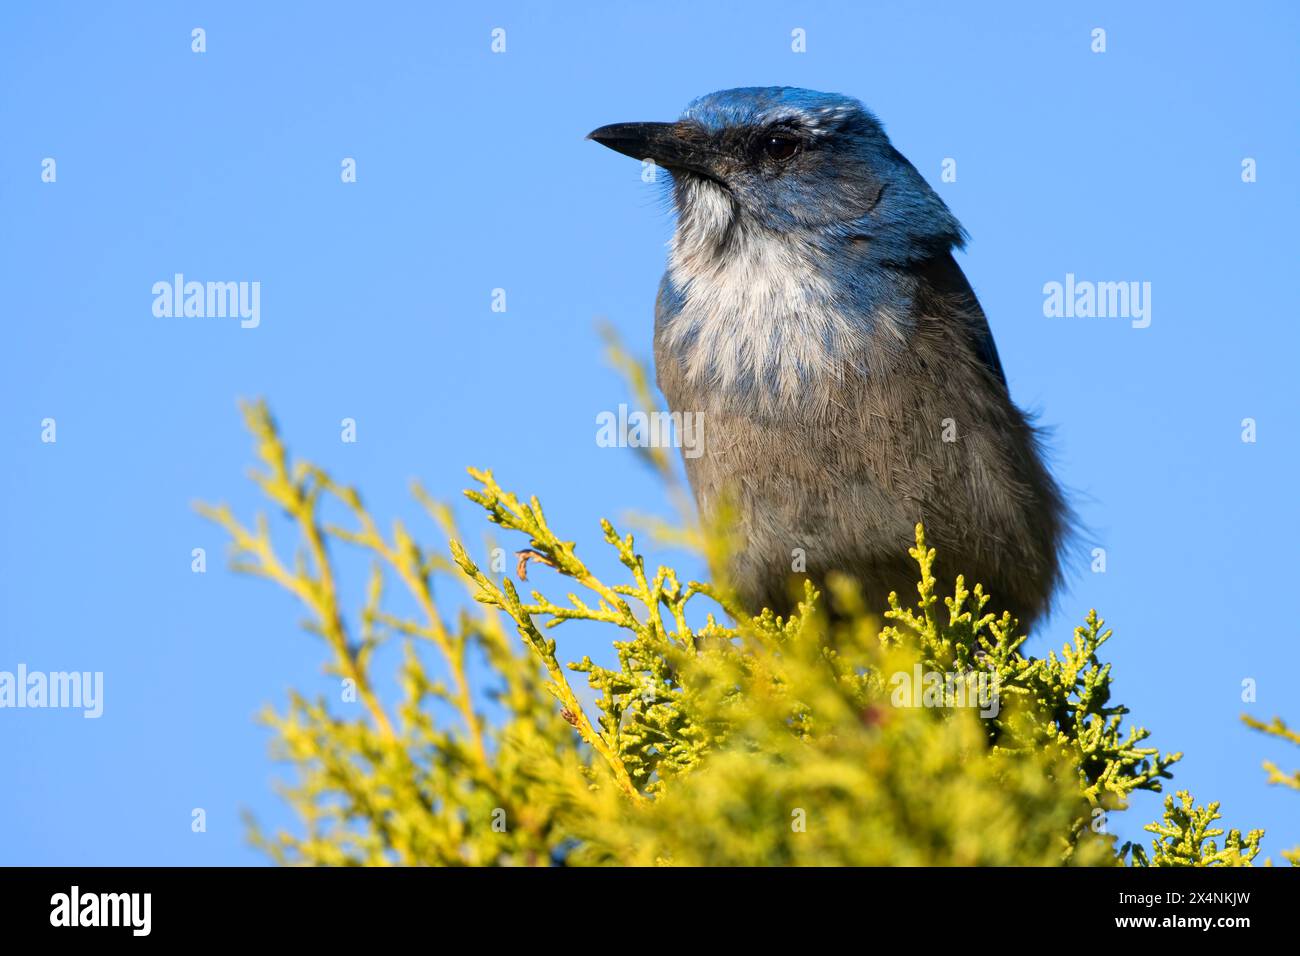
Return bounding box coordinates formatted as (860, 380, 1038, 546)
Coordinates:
(199, 395, 1282, 866)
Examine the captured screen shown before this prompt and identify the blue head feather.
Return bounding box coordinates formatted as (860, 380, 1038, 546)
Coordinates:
(589, 86, 987, 404)
(674, 86, 965, 263)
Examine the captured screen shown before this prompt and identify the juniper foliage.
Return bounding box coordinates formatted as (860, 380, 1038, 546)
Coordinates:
(1241, 715, 1300, 865)
(199, 384, 1280, 866)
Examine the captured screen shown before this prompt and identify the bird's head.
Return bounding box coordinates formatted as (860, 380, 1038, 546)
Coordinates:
(589, 87, 964, 262)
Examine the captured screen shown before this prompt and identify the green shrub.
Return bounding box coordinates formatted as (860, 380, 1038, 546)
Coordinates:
(199, 388, 1279, 866)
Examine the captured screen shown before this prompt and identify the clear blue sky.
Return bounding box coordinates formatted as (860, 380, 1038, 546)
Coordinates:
(2, 1, 1297, 864)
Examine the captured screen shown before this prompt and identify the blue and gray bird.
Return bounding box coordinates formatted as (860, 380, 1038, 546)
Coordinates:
(589, 87, 1067, 629)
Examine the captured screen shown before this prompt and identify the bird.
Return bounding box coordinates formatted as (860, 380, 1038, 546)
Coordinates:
(588, 87, 1068, 630)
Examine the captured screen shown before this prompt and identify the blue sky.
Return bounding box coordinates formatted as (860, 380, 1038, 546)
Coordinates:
(1, 1, 1297, 864)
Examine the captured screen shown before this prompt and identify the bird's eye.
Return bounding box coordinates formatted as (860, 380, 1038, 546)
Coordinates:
(763, 134, 800, 161)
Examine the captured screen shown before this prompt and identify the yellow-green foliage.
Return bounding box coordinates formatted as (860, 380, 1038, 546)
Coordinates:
(199, 399, 1274, 867)
(1124, 791, 1261, 867)
(1242, 715, 1300, 865)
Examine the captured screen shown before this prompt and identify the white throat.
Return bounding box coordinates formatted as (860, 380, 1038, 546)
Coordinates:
(661, 179, 881, 409)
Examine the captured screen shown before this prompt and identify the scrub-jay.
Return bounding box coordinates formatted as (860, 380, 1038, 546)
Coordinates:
(589, 87, 1067, 629)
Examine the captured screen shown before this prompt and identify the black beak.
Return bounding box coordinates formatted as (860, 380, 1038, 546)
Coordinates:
(587, 121, 723, 182)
